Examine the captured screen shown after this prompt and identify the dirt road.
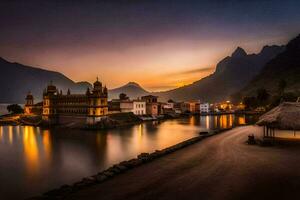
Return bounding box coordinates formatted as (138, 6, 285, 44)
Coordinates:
(66, 126, 300, 200)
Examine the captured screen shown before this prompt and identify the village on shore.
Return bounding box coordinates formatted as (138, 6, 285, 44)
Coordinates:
(0, 78, 260, 129)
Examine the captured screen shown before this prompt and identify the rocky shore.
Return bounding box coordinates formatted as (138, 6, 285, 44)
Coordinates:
(29, 128, 231, 200)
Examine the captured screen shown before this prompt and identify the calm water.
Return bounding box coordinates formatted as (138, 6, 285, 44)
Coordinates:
(0, 114, 257, 199)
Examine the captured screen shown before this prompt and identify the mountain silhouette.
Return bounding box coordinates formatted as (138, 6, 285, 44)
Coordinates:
(108, 82, 149, 100)
(154, 45, 285, 102)
(240, 34, 300, 97)
(0, 57, 91, 103)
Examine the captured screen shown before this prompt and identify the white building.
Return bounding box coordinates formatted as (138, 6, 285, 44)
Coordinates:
(199, 103, 210, 113)
(133, 100, 146, 115)
(120, 101, 133, 113)
(120, 100, 146, 115)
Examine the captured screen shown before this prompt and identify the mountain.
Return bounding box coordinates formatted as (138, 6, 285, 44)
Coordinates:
(154, 45, 285, 102)
(240, 34, 300, 97)
(108, 82, 149, 100)
(0, 57, 92, 103)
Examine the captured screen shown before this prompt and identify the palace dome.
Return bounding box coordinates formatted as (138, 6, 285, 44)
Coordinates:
(47, 82, 57, 93)
(26, 92, 33, 100)
(94, 78, 102, 88)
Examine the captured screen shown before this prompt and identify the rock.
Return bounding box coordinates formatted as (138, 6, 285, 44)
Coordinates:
(137, 153, 151, 162)
(103, 170, 115, 177)
(73, 181, 87, 189)
(109, 166, 122, 174)
(137, 152, 150, 159)
(95, 173, 108, 182)
(127, 158, 143, 167)
(115, 164, 127, 172)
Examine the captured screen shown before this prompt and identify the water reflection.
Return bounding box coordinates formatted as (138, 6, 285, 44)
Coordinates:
(0, 114, 257, 199)
(23, 126, 40, 176)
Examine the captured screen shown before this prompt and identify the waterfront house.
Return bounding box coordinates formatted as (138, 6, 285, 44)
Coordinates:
(133, 100, 146, 115)
(108, 99, 121, 114)
(119, 99, 146, 116)
(141, 95, 159, 116)
(257, 102, 300, 138)
(181, 100, 200, 114)
(199, 103, 210, 113)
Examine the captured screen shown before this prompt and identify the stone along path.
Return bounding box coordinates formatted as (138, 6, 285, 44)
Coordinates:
(65, 126, 300, 200)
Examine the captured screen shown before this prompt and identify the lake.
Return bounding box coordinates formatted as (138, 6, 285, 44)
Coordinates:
(0, 114, 257, 199)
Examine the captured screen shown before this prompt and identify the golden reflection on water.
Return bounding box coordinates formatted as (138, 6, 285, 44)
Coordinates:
(8, 126, 13, 144)
(206, 115, 210, 129)
(229, 115, 233, 128)
(138, 124, 144, 140)
(0, 126, 3, 141)
(42, 130, 52, 161)
(23, 126, 40, 176)
(214, 116, 218, 128)
(190, 116, 196, 126)
(238, 116, 246, 125)
(220, 115, 228, 129)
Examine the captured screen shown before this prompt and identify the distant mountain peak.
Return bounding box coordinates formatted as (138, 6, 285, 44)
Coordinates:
(125, 82, 141, 87)
(108, 81, 149, 100)
(231, 47, 247, 58)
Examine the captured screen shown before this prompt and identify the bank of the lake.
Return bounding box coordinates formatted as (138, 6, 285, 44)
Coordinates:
(0, 114, 258, 199)
(43, 126, 300, 200)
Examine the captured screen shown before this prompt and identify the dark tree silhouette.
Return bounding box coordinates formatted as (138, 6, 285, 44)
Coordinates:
(7, 104, 23, 114)
(119, 93, 129, 100)
(242, 96, 257, 110)
(278, 79, 287, 95)
(256, 88, 270, 106)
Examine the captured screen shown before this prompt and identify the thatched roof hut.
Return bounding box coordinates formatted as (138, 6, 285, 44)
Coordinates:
(256, 102, 300, 130)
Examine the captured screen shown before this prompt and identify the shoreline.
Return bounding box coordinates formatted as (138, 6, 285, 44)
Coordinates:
(29, 127, 232, 199)
(0, 111, 260, 128)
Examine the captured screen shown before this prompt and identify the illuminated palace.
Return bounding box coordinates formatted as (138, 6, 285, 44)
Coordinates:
(24, 78, 108, 125)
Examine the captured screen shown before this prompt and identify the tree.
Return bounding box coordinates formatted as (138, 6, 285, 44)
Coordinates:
(7, 104, 24, 114)
(242, 96, 257, 110)
(256, 88, 270, 106)
(278, 79, 287, 95)
(119, 93, 129, 100)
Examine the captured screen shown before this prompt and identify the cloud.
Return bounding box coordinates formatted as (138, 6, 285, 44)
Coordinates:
(166, 66, 215, 76)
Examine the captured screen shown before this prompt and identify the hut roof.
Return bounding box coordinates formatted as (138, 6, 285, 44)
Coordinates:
(256, 102, 300, 130)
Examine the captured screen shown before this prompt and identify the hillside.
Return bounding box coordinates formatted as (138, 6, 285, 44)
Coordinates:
(108, 82, 149, 100)
(154, 45, 285, 102)
(0, 57, 91, 103)
(240, 34, 300, 97)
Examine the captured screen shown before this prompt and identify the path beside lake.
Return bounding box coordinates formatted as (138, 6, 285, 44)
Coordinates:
(65, 126, 300, 200)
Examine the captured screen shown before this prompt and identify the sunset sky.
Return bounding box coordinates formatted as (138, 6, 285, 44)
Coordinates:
(1, 0, 300, 91)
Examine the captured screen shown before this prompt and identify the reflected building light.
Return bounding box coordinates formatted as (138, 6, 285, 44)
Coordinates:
(8, 126, 13, 144)
(0, 126, 3, 142)
(214, 116, 218, 129)
(206, 115, 210, 129)
(17, 126, 21, 138)
(220, 115, 227, 129)
(190, 116, 195, 126)
(23, 126, 40, 176)
(42, 130, 52, 162)
(138, 124, 143, 139)
(238, 116, 246, 125)
(229, 115, 233, 128)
